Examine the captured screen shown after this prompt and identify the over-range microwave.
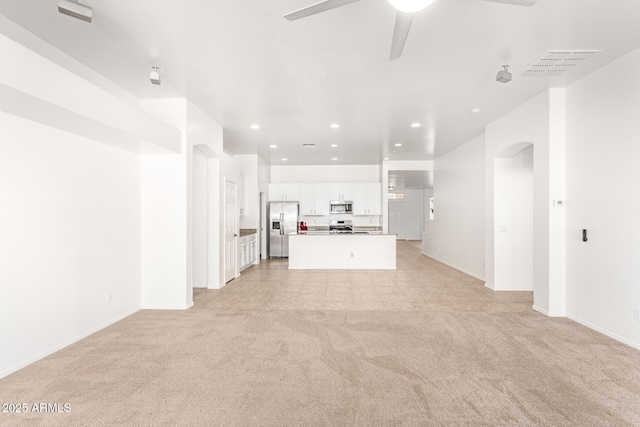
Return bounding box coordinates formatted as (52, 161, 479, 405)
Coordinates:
(330, 201, 353, 214)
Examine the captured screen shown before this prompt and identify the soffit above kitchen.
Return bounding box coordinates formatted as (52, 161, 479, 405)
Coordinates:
(1, 0, 639, 165)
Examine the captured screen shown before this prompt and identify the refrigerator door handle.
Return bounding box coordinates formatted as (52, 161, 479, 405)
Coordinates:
(280, 213, 284, 235)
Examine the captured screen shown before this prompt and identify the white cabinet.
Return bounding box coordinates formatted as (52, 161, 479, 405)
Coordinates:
(239, 233, 257, 271)
(330, 184, 354, 201)
(300, 184, 329, 216)
(353, 183, 381, 216)
(269, 184, 301, 202)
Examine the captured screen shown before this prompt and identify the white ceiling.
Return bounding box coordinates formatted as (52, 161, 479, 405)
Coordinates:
(1, 0, 640, 166)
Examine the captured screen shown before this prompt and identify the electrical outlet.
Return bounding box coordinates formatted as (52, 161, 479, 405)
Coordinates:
(106, 293, 113, 304)
(634, 309, 640, 322)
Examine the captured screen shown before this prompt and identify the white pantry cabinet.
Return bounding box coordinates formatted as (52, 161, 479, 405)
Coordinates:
(353, 183, 381, 216)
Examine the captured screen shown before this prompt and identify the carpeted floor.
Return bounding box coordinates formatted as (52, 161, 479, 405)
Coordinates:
(2, 242, 640, 426)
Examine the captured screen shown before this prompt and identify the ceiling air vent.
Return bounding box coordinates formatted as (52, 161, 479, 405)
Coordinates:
(302, 143, 316, 148)
(523, 50, 601, 76)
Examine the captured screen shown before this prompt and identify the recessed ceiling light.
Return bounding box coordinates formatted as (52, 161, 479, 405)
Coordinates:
(281, 158, 288, 161)
(384, 157, 390, 160)
(332, 157, 338, 161)
(331, 144, 338, 148)
(394, 143, 402, 147)
(270, 144, 277, 148)
(251, 124, 260, 129)
(411, 123, 421, 128)
(470, 108, 481, 114)
(330, 123, 340, 129)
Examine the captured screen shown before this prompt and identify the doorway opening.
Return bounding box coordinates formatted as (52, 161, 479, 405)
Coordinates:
(493, 143, 534, 291)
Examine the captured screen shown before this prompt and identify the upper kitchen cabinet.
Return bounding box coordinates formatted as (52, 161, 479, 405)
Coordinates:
(269, 183, 301, 202)
(353, 183, 381, 216)
(300, 184, 330, 216)
(330, 184, 354, 202)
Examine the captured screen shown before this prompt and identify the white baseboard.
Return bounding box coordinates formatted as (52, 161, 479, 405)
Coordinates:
(533, 305, 549, 316)
(141, 303, 193, 310)
(567, 314, 640, 351)
(0, 307, 139, 380)
(421, 253, 485, 282)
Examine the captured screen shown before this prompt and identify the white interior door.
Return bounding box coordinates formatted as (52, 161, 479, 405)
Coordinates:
(389, 201, 407, 240)
(224, 180, 237, 283)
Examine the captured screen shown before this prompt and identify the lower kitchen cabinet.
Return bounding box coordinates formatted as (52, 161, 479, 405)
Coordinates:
(239, 233, 257, 271)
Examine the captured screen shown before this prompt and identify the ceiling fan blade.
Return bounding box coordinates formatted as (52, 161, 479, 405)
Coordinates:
(284, 0, 363, 21)
(483, 0, 538, 6)
(389, 12, 413, 60)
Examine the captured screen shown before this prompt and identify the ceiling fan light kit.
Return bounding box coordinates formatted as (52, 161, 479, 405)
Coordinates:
(387, 0, 435, 13)
(283, 0, 538, 60)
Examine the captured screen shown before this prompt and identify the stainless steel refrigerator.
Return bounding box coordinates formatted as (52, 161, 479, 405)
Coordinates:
(269, 201, 299, 258)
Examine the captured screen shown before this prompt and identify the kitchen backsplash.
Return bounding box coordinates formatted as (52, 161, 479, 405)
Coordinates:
(300, 213, 381, 226)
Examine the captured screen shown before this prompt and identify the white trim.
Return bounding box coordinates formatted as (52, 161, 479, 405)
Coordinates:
(141, 303, 193, 310)
(567, 314, 640, 351)
(533, 305, 549, 316)
(0, 308, 139, 379)
(421, 253, 485, 281)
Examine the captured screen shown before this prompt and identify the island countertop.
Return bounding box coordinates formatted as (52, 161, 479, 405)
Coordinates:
(288, 233, 396, 269)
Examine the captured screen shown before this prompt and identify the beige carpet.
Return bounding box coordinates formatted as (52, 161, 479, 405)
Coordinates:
(2, 242, 640, 426)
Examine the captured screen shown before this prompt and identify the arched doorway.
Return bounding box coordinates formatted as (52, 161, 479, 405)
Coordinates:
(493, 142, 534, 291)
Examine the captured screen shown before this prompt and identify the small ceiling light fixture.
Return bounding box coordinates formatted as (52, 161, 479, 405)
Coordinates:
(269, 144, 277, 148)
(387, 0, 435, 13)
(331, 144, 338, 148)
(281, 158, 288, 161)
(470, 107, 481, 114)
(330, 123, 340, 129)
(496, 65, 512, 83)
(411, 122, 421, 128)
(332, 157, 338, 161)
(150, 67, 162, 85)
(394, 143, 402, 147)
(58, 0, 92, 23)
(384, 157, 390, 160)
(251, 124, 260, 129)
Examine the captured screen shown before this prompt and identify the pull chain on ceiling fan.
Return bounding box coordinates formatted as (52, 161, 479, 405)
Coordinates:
(283, 0, 538, 60)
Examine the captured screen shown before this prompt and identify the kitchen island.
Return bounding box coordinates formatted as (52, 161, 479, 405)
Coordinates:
(288, 232, 396, 269)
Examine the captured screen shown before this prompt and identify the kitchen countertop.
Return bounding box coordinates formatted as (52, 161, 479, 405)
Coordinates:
(294, 231, 391, 236)
(239, 228, 257, 237)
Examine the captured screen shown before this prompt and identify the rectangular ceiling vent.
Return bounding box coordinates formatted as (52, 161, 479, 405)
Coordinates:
(523, 50, 601, 76)
(302, 143, 316, 148)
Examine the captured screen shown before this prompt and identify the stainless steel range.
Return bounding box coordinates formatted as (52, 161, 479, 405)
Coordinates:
(329, 219, 353, 234)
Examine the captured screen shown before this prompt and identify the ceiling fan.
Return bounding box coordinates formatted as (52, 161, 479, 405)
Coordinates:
(284, 0, 539, 60)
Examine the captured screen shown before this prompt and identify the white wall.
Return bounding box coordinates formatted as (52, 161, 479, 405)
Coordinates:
(139, 99, 190, 309)
(494, 145, 534, 291)
(192, 146, 209, 288)
(485, 89, 566, 315)
(422, 135, 485, 280)
(271, 165, 380, 183)
(237, 155, 259, 229)
(0, 112, 141, 377)
(423, 189, 433, 232)
(565, 49, 640, 349)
